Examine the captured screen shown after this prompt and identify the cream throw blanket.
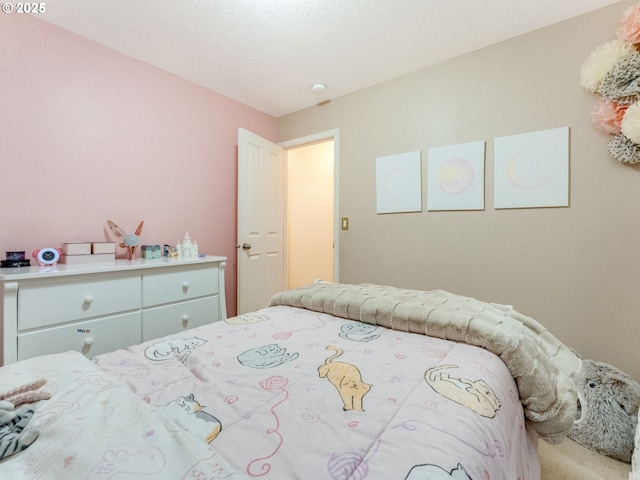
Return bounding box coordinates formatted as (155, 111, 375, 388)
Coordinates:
(269, 282, 582, 443)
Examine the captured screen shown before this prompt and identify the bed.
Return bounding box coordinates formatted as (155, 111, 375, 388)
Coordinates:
(0, 282, 591, 479)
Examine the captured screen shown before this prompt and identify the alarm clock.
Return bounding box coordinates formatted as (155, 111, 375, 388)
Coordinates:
(32, 247, 62, 266)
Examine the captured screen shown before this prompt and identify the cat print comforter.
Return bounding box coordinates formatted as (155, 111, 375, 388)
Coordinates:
(90, 304, 540, 480)
(270, 282, 582, 443)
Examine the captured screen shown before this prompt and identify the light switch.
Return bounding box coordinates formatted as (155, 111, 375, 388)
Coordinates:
(341, 217, 349, 230)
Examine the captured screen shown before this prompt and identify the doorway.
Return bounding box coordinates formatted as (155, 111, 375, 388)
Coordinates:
(286, 140, 334, 288)
(281, 130, 339, 289)
(236, 129, 338, 314)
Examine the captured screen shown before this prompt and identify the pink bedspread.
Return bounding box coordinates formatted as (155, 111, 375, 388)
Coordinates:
(93, 305, 540, 479)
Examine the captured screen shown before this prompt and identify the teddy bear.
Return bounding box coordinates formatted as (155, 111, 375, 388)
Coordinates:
(568, 358, 640, 463)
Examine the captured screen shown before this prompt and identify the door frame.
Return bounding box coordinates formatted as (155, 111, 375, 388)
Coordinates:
(279, 129, 340, 284)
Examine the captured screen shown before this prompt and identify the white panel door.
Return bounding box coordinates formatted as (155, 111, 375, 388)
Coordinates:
(237, 128, 285, 314)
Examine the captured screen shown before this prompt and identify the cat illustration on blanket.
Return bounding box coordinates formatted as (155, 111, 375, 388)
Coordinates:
(405, 463, 473, 480)
(160, 394, 221, 443)
(237, 344, 299, 369)
(225, 313, 270, 325)
(144, 337, 207, 362)
(339, 323, 380, 342)
(319, 346, 372, 411)
(424, 365, 501, 418)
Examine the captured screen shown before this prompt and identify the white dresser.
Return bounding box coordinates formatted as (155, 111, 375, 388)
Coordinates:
(0, 255, 226, 365)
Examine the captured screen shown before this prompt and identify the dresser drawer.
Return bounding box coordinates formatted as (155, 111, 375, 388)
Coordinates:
(17, 311, 141, 361)
(18, 276, 141, 330)
(142, 266, 217, 307)
(142, 296, 219, 342)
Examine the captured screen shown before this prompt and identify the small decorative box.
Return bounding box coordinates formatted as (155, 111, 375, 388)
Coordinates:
(141, 245, 161, 259)
(92, 242, 116, 254)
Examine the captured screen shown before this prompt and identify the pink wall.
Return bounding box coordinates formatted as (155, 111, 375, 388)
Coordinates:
(0, 14, 277, 316)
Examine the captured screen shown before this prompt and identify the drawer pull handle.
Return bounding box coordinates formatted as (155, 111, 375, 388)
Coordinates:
(84, 295, 94, 304)
(182, 282, 189, 291)
(182, 315, 189, 325)
(84, 337, 94, 346)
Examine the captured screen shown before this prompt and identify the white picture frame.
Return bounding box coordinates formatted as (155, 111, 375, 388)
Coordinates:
(494, 127, 569, 209)
(427, 140, 485, 211)
(376, 150, 422, 214)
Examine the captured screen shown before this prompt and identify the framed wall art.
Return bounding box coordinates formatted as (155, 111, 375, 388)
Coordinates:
(376, 150, 422, 214)
(427, 140, 485, 211)
(494, 126, 569, 209)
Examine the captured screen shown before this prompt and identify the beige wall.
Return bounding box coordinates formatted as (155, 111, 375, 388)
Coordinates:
(277, 0, 640, 380)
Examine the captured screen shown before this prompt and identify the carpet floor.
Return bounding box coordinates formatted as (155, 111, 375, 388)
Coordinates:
(538, 438, 630, 480)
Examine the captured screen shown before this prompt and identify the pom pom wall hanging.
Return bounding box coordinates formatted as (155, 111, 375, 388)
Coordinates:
(581, 2, 640, 164)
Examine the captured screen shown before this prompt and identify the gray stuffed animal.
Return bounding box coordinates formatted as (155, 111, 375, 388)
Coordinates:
(568, 358, 640, 463)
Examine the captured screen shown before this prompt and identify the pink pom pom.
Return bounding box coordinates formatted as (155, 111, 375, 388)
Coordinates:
(591, 99, 627, 135)
(618, 5, 640, 44)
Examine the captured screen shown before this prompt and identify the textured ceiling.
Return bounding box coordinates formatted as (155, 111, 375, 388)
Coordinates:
(35, 0, 624, 117)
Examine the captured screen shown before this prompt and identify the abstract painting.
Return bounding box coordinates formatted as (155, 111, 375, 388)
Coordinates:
(376, 150, 422, 214)
(427, 140, 485, 211)
(494, 127, 569, 209)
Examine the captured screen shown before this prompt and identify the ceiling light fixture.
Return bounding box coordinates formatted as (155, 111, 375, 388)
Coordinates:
(311, 83, 327, 92)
